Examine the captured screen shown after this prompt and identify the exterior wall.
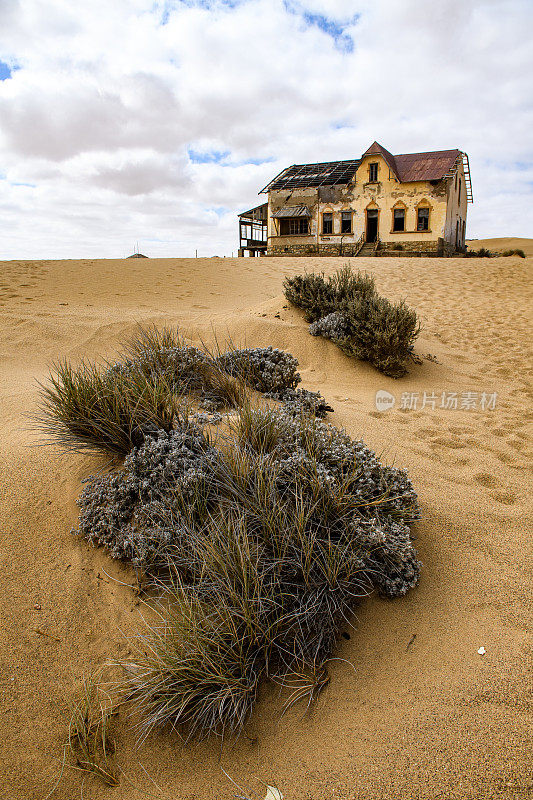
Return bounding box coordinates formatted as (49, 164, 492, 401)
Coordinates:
(265, 152, 467, 256)
(444, 159, 468, 249)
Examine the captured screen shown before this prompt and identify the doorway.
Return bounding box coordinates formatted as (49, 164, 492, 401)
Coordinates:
(366, 209, 379, 242)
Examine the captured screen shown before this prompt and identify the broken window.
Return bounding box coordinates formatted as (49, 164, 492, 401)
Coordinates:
(322, 212, 333, 234)
(279, 218, 309, 235)
(393, 208, 405, 232)
(369, 163, 378, 182)
(417, 207, 429, 231)
(341, 211, 352, 233)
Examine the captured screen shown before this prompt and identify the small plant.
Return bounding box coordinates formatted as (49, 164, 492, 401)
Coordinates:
(464, 247, 493, 258)
(65, 674, 118, 787)
(501, 248, 526, 258)
(231, 403, 287, 454)
(391, 243, 403, 251)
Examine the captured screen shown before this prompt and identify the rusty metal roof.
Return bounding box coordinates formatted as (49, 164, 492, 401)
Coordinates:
(394, 149, 461, 181)
(271, 204, 311, 218)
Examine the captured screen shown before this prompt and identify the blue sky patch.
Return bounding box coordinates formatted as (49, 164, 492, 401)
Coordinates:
(0, 61, 15, 80)
(188, 148, 231, 164)
(283, 3, 358, 53)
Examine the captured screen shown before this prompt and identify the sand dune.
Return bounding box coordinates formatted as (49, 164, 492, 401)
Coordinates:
(1, 239, 532, 799)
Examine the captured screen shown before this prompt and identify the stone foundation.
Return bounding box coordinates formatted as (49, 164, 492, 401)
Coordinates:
(266, 243, 362, 257)
(266, 237, 462, 257)
(374, 238, 459, 257)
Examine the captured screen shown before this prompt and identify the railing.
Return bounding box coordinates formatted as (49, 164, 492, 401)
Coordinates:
(354, 233, 365, 256)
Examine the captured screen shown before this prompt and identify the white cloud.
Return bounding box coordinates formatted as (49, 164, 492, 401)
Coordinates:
(0, 0, 531, 258)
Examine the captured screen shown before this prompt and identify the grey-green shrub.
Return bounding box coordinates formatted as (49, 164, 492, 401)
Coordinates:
(283, 266, 375, 322)
(286, 267, 420, 377)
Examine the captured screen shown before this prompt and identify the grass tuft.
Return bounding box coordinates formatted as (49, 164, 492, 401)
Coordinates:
(35, 359, 178, 456)
(66, 674, 118, 787)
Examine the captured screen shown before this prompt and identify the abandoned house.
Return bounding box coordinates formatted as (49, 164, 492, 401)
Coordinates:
(238, 142, 472, 257)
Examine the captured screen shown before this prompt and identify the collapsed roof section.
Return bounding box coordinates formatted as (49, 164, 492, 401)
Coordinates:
(259, 159, 361, 193)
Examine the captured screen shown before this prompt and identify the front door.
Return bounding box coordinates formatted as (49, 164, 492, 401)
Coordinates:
(366, 209, 378, 242)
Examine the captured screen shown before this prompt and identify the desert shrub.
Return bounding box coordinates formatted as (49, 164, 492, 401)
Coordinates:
(36, 360, 178, 456)
(309, 311, 350, 341)
(464, 247, 493, 258)
(283, 272, 338, 322)
(215, 344, 333, 415)
(114, 326, 246, 411)
(38, 330, 332, 457)
(286, 266, 419, 377)
(339, 294, 421, 378)
(275, 387, 333, 418)
(501, 248, 526, 258)
(74, 424, 220, 573)
(283, 267, 375, 323)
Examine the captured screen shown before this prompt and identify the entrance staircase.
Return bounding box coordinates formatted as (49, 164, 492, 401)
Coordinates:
(357, 242, 375, 256)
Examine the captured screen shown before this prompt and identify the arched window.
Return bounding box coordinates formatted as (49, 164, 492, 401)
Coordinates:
(416, 200, 432, 232)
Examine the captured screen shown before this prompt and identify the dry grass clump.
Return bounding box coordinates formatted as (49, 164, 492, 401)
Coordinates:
(35, 359, 178, 456)
(501, 248, 526, 258)
(284, 267, 420, 377)
(65, 674, 118, 787)
(464, 247, 493, 257)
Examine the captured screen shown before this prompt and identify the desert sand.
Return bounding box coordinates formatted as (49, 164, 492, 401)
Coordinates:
(0, 238, 531, 799)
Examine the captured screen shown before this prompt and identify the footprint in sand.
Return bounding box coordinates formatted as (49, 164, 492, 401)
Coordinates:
(490, 490, 517, 505)
(474, 473, 499, 488)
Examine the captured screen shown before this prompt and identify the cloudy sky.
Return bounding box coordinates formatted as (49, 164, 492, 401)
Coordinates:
(0, 0, 531, 258)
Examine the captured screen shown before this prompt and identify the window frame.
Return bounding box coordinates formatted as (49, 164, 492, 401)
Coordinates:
(392, 207, 406, 232)
(322, 211, 333, 235)
(341, 210, 352, 234)
(416, 206, 430, 231)
(279, 217, 309, 236)
(368, 162, 379, 183)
